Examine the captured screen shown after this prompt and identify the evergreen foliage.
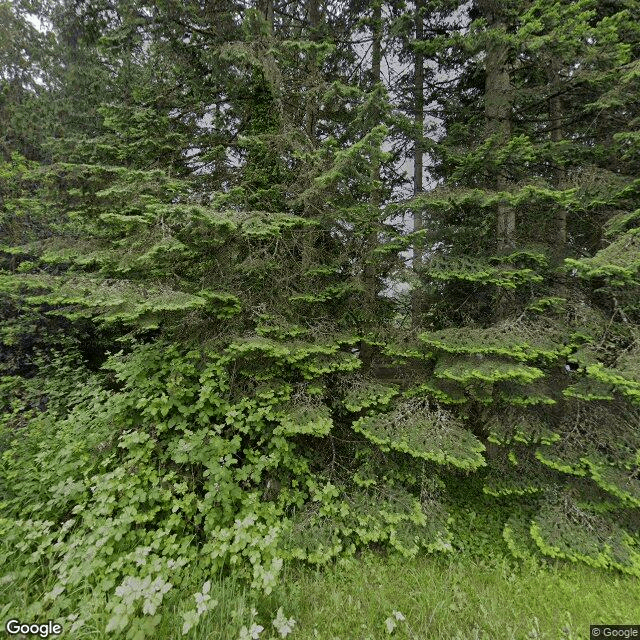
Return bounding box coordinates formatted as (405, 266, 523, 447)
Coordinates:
(1, 0, 639, 635)
(408, 0, 640, 580)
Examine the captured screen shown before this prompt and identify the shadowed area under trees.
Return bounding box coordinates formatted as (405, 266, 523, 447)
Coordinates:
(0, 0, 639, 636)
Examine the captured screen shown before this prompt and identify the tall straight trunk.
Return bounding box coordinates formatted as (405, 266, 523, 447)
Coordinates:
(258, 0, 274, 32)
(361, 0, 383, 368)
(549, 59, 566, 262)
(413, 0, 424, 201)
(371, 1, 382, 83)
(482, 3, 513, 253)
(306, 0, 320, 142)
(369, 0, 382, 225)
(266, 0, 274, 29)
(308, 0, 320, 35)
(548, 58, 567, 432)
(411, 0, 425, 326)
(481, 1, 514, 320)
(302, 0, 320, 274)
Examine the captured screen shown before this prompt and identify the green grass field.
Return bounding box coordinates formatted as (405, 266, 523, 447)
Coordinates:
(138, 553, 638, 640)
(3, 550, 639, 638)
(3, 502, 638, 639)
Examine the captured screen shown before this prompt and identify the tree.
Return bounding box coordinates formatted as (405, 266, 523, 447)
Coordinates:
(1, 1, 639, 635)
(411, 0, 640, 570)
(0, 2, 446, 634)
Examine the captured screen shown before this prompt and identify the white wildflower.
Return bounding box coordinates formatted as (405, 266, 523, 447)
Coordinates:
(385, 611, 406, 634)
(273, 607, 297, 638)
(385, 617, 397, 634)
(239, 623, 264, 640)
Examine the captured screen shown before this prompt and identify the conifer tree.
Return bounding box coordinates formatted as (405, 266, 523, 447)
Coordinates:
(408, 0, 640, 570)
(1, 2, 639, 633)
(0, 2, 449, 633)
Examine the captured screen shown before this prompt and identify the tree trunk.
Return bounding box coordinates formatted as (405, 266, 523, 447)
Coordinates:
(308, 0, 320, 36)
(411, 0, 425, 326)
(481, 1, 514, 320)
(371, 1, 382, 83)
(548, 57, 568, 437)
(306, 0, 320, 141)
(258, 0, 274, 32)
(302, 0, 321, 273)
(482, 2, 513, 253)
(549, 59, 566, 263)
(361, 0, 383, 368)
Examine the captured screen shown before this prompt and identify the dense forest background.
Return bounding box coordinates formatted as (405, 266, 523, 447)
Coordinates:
(1, 0, 639, 636)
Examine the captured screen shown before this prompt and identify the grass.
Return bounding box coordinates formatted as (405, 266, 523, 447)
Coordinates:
(4, 506, 638, 639)
(144, 552, 639, 640)
(3, 503, 638, 640)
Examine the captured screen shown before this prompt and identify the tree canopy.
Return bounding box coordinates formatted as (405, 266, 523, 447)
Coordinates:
(1, 0, 639, 636)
